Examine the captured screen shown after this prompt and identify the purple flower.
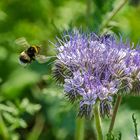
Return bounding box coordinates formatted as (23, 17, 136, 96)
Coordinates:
(53, 31, 140, 118)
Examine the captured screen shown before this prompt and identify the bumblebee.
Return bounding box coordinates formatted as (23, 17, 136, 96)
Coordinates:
(19, 45, 40, 64)
(15, 37, 51, 66)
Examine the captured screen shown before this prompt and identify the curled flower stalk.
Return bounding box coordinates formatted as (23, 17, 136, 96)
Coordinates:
(53, 30, 140, 138)
(108, 95, 122, 133)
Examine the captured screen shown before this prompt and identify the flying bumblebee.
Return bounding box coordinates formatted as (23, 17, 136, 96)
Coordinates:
(15, 37, 52, 66)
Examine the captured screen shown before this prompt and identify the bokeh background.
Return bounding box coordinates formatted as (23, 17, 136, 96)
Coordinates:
(0, 0, 140, 140)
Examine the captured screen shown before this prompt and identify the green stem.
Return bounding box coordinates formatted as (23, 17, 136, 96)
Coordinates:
(94, 101, 103, 140)
(75, 118, 85, 140)
(108, 95, 122, 133)
(27, 115, 45, 140)
(100, 0, 128, 34)
(0, 113, 9, 140)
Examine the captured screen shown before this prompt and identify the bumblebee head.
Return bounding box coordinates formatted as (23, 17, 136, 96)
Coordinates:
(19, 51, 31, 64)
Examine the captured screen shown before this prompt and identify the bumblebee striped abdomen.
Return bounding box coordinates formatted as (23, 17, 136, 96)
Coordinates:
(19, 51, 31, 63)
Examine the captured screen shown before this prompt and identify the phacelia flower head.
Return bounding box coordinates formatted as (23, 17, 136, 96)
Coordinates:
(53, 30, 140, 118)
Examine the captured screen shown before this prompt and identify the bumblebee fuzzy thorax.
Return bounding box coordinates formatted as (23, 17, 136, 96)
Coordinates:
(32, 45, 40, 54)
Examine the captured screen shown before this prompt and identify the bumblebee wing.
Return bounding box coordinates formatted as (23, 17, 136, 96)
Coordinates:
(15, 37, 30, 48)
(35, 54, 52, 63)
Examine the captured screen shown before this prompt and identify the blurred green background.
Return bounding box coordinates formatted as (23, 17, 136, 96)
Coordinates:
(0, 0, 140, 140)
